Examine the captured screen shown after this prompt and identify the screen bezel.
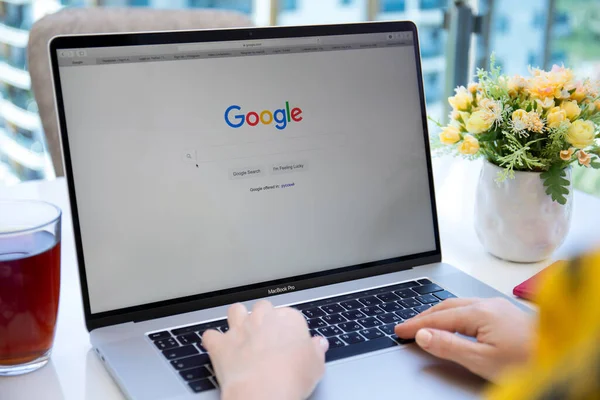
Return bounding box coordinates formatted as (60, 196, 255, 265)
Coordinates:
(49, 21, 442, 331)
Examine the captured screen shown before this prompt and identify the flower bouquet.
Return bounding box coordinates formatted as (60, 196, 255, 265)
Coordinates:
(435, 58, 600, 262)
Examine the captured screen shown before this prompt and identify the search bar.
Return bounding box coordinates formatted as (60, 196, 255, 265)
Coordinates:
(194, 133, 346, 164)
(177, 37, 321, 52)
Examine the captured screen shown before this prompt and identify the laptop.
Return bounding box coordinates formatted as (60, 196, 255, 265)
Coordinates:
(49, 21, 512, 399)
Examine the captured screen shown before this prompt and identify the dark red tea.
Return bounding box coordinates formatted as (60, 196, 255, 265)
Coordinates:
(0, 231, 60, 365)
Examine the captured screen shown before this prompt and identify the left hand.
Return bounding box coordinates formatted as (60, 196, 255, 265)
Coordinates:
(202, 301, 329, 400)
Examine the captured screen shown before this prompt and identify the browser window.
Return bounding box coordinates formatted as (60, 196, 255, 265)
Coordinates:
(57, 32, 437, 313)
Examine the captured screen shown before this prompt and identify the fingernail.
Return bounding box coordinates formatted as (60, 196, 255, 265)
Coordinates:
(415, 329, 432, 349)
(319, 337, 329, 351)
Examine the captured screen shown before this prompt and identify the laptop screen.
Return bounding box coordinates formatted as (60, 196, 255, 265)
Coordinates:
(56, 30, 437, 314)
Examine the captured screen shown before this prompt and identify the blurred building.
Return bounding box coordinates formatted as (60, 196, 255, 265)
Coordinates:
(1, 0, 592, 184)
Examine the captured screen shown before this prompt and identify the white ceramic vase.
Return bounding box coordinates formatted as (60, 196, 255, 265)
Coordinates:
(474, 161, 573, 263)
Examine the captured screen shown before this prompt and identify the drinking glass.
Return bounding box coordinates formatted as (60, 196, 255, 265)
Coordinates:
(0, 200, 61, 376)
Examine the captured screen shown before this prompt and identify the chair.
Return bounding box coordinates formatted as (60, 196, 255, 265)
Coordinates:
(27, 8, 253, 177)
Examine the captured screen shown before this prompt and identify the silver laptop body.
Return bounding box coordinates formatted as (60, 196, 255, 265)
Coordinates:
(50, 21, 515, 400)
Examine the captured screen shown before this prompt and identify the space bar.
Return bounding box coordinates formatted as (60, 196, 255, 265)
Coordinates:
(325, 337, 398, 362)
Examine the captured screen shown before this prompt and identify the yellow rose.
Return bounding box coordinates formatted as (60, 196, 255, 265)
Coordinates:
(512, 109, 527, 122)
(448, 87, 472, 111)
(570, 85, 587, 103)
(535, 97, 555, 109)
(560, 100, 581, 121)
(439, 126, 461, 145)
(466, 110, 494, 134)
(593, 100, 600, 114)
(566, 120, 596, 149)
(546, 107, 568, 129)
(458, 134, 480, 155)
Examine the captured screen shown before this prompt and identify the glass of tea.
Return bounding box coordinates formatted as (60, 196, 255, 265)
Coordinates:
(0, 200, 61, 376)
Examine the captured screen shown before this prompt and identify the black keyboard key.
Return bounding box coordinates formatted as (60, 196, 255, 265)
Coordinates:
(414, 305, 431, 313)
(434, 291, 457, 301)
(302, 308, 326, 319)
(148, 331, 171, 340)
(180, 366, 211, 381)
(379, 324, 396, 335)
(325, 336, 398, 362)
(358, 317, 383, 328)
(357, 296, 383, 307)
(340, 333, 366, 345)
(170, 354, 210, 370)
(177, 333, 201, 345)
(307, 318, 327, 329)
(341, 310, 365, 321)
(218, 325, 229, 333)
(413, 284, 444, 295)
(359, 328, 385, 340)
(318, 326, 343, 337)
(327, 336, 346, 349)
(171, 320, 227, 336)
(340, 300, 362, 310)
(360, 306, 384, 317)
(398, 298, 421, 308)
(309, 329, 322, 337)
(321, 304, 345, 314)
(390, 334, 416, 345)
(389, 281, 419, 290)
(196, 343, 207, 353)
(417, 294, 439, 304)
(378, 313, 403, 324)
(153, 338, 179, 350)
(377, 292, 400, 303)
(380, 302, 403, 313)
(162, 345, 198, 360)
(394, 289, 419, 299)
(323, 314, 347, 325)
(397, 309, 418, 319)
(196, 328, 209, 337)
(189, 379, 216, 393)
(417, 278, 432, 285)
(338, 322, 362, 332)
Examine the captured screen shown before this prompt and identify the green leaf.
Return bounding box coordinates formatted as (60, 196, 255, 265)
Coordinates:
(591, 158, 600, 169)
(540, 164, 570, 205)
(478, 130, 498, 142)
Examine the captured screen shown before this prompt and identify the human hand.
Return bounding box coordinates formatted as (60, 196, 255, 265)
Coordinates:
(202, 301, 329, 400)
(394, 298, 534, 381)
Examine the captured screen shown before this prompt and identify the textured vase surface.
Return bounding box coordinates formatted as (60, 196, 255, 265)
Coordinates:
(474, 161, 573, 263)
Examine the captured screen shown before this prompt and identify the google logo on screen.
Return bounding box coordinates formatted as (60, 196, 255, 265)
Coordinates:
(224, 101, 303, 130)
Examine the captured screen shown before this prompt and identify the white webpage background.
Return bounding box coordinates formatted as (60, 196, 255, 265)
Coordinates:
(59, 46, 437, 313)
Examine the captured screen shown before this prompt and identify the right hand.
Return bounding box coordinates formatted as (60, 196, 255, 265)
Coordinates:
(202, 301, 328, 400)
(394, 298, 534, 381)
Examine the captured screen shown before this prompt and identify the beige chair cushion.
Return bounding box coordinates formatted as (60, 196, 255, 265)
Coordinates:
(28, 8, 253, 177)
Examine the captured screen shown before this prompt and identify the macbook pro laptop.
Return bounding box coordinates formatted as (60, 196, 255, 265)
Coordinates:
(50, 21, 513, 399)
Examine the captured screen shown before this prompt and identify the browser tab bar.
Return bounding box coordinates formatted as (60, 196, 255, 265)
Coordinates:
(176, 37, 320, 52)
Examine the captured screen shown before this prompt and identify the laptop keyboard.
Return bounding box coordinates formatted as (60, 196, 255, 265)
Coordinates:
(147, 278, 456, 394)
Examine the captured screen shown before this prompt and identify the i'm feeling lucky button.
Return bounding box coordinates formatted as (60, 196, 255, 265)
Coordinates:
(271, 161, 307, 174)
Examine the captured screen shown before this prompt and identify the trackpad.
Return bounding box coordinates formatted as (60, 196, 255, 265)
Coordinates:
(311, 345, 486, 399)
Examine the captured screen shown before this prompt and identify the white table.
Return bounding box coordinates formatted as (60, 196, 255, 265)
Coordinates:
(2, 158, 600, 400)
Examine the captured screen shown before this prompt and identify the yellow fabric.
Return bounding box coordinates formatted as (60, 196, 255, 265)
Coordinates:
(486, 253, 600, 400)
